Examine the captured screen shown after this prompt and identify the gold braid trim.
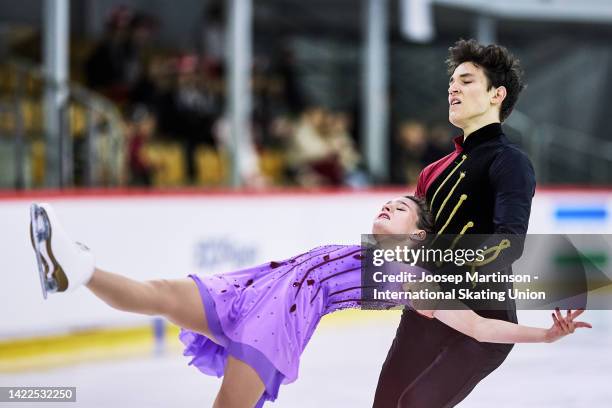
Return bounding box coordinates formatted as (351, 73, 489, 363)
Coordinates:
(435, 172, 466, 222)
(437, 194, 467, 235)
(429, 154, 468, 212)
(450, 221, 475, 250)
(431, 194, 468, 246)
(467, 239, 512, 288)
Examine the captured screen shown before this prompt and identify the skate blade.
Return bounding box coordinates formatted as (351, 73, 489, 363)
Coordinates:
(29, 204, 63, 298)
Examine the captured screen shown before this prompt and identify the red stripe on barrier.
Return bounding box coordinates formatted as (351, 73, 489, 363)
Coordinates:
(0, 185, 610, 202)
(0, 187, 411, 201)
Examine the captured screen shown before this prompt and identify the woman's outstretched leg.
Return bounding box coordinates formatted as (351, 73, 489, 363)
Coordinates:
(30, 202, 213, 339)
(86, 269, 212, 337)
(213, 356, 265, 408)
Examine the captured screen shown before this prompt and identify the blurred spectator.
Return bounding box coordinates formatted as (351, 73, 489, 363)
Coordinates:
(85, 7, 157, 103)
(394, 120, 428, 185)
(130, 55, 172, 111)
(197, 1, 226, 77)
(127, 105, 157, 186)
(123, 13, 158, 86)
(288, 107, 361, 187)
(159, 54, 222, 183)
(85, 6, 132, 92)
(323, 111, 365, 186)
(288, 106, 334, 185)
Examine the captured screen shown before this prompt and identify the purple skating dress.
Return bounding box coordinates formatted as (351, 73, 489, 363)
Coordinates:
(179, 244, 377, 406)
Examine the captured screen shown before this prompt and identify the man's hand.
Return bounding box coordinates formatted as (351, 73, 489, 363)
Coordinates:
(545, 308, 592, 343)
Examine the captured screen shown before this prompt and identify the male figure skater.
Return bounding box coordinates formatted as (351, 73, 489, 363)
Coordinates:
(373, 39, 536, 407)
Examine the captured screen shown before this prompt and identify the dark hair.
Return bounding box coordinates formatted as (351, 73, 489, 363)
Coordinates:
(404, 195, 434, 234)
(446, 39, 525, 122)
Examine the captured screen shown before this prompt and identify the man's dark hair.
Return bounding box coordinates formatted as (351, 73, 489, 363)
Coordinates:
(446, 39, 525, 122)
(404, 195, 434, 234)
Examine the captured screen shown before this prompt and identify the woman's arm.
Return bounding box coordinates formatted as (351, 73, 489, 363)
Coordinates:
(431, 308, 591, 344)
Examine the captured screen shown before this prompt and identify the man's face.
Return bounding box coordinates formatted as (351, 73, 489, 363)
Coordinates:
(448, 62, 499, 128)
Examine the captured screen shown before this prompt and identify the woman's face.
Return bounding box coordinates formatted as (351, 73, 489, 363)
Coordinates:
(371, 197, 423, 236)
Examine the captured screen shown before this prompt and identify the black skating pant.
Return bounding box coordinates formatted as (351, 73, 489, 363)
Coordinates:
(373, 309, 513, 408)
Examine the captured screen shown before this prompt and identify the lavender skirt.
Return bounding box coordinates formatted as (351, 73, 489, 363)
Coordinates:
(179, 245, 368, 406)
(179, 274, 286, 407)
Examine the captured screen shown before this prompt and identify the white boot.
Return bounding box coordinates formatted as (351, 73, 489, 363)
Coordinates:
(30, 203, 95, 299)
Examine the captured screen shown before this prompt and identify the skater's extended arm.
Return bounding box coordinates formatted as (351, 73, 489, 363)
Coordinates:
(430, 308, 591, 344)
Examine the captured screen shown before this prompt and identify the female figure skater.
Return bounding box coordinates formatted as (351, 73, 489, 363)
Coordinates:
(29, 197, 590, 408)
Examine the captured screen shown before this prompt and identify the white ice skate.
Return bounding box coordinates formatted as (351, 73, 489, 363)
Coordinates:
(29, 203, 95, 299)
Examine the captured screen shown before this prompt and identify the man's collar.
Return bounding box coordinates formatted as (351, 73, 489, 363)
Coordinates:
(452, 122, 503, 153)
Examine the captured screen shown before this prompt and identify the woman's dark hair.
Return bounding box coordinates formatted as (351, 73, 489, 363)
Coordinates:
(446, 39, 525, 122)
(404, 195, 434, 234)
